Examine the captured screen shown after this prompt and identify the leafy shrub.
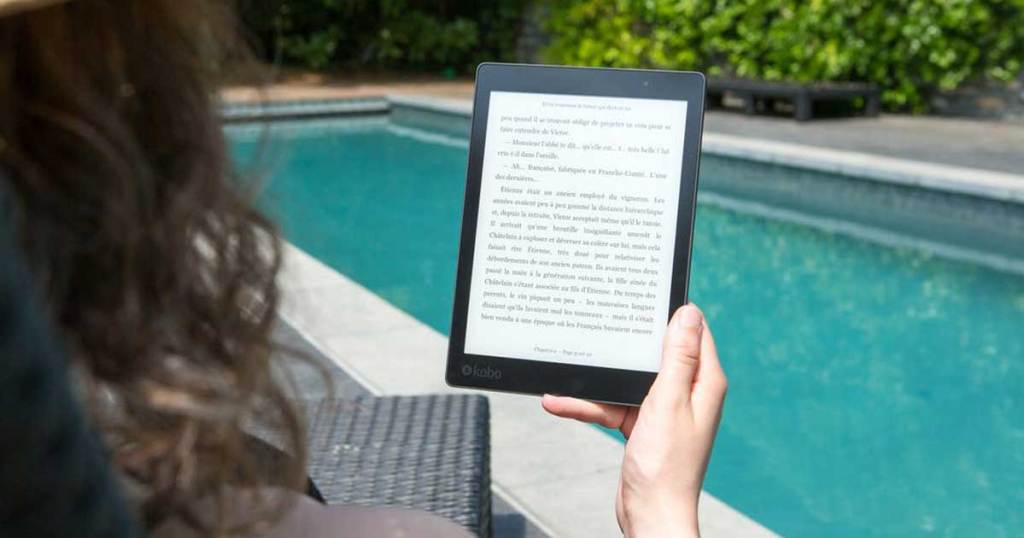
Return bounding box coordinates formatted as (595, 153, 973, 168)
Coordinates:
(238, 0, 526, 73)
(373, 12, 479, 68)
(543, 0, 1024, 111)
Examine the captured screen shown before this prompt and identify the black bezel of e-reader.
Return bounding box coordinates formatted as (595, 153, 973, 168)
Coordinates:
(445, 63, 706, 406)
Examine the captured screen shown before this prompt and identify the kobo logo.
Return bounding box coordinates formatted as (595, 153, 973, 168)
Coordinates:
(461, 363, 502, 380)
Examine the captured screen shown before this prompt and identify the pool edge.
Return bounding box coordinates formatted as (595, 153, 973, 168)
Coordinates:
(385, 93, 1024, 269)
(384, 93, 1024, 204)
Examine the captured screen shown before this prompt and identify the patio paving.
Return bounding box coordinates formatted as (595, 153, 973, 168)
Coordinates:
(704, 112, 1024, 175)
(223, 77, 1024, 175)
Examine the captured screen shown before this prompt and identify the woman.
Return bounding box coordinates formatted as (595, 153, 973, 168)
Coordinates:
(0, 0, 727, 536)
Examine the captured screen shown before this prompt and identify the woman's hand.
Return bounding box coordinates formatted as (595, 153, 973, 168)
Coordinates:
(542, 304, 727, 538)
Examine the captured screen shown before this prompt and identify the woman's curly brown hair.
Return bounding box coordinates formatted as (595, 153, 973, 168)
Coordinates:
(0, 0, 306, 534)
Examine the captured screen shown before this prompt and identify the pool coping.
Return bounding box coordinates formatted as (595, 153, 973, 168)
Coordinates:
(222, 93, 1024, 204)
(385, 94, 1024, 204)
(221, 97, 389, 122)
(276, 241, 778, 538)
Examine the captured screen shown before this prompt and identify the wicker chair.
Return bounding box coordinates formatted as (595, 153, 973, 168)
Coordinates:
(302, 395, 492, 537)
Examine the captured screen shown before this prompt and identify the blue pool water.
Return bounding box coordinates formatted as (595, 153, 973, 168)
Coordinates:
(230, 117, 1024, 537)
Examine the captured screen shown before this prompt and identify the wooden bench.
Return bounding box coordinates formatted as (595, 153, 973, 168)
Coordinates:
(707, 78, 881, 121)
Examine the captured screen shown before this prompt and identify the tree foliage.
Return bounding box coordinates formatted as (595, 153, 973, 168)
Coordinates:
(238, 0, 526, 72)
(542, 0, 1024, 111)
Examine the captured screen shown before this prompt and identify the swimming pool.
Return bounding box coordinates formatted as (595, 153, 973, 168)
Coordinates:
(229, 115, 1024, 537)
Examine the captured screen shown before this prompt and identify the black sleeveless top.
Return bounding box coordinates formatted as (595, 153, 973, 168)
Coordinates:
(0, 183, 144, 537)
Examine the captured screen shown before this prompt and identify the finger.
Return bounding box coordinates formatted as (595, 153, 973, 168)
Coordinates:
(541, 394, 631, 431)
(618, 407, 639, 438)
(691, 320, 727, 424)
(648, 304, 704, 410)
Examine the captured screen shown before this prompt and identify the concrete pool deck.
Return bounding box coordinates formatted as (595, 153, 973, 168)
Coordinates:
(380, 94, 1024, 204)
(222, 78, 1024, 176)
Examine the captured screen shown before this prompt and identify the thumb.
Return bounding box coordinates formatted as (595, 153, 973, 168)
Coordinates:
(649, 304, 704, 409)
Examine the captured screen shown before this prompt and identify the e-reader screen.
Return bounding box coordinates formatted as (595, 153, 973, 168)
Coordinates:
(463, 91, 688, 373)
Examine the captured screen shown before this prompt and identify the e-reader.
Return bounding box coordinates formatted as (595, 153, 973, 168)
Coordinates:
(446, 63, 706, 405)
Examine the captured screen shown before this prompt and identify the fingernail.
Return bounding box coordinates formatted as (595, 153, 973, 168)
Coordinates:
(675, 304, 703, 329)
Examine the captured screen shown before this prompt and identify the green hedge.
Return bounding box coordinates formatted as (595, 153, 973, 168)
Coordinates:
(238, 0, 525, 73)
(542, 0, 1024, 111)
